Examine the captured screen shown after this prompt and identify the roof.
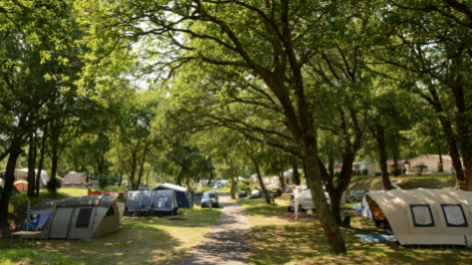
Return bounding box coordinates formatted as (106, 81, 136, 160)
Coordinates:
(156, 183, 188, 192)
(409, 154, 454, 162)
(33, 195, 118, 211)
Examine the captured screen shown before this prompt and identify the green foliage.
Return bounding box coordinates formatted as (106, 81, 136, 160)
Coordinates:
(98, 175, 108, 189)
(238, 180, 251, 193)
(362, 169, 369, 176)
(46, 178, 61, 195)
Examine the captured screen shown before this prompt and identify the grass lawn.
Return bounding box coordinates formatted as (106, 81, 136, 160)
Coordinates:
(0, 248, 84, 265)
(236, 198, 472, 264)
(1, 207, 221, 265)
(348, 173, 456, 192)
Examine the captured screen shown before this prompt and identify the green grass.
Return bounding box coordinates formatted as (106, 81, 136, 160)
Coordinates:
(238, 197, 472, 265)
(0, 249, 84, 265)
(348, 173, 456, 192)
(1, 207, 221, 265)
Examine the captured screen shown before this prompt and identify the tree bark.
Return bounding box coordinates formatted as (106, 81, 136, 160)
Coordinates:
(50, 145, 59, 194)
(27, 132, 36, 196)
(292, 158, 300, 185)
(35, 124, 48, 196)
(207, 171, 214, 187)
(0, 140, 22, 221)
(371, 120, 392, 190)
(245, 144, 271, 204)
(227, 158, 236, 200)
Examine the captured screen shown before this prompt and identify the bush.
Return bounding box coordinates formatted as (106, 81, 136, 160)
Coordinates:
(334, 171, 340, 178)
(392, 167, 401, 177)
(238, 180, 251, 193)
(46, 178, 61, 195)
(98, 175, 108, 189)
(362, 169, 369, 176)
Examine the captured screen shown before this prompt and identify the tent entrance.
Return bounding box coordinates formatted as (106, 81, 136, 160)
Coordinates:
(49, 207, 74, 239)
(69, 207, 96, 239)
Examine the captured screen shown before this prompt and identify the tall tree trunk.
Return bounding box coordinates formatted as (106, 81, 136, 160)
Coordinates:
(27, 132, 36, 196)
(50, 145, 59, 194)
(278, 153, 286, 191)
(226, 158, 236, 199)
(207, 171, 214, 187)
(292, 158, 300, 185)
(328, 148, 334, 179)
(35, 124, 48, 196)
(372, 122, 392, 190)
(245, 148, 271, 204)
(303, 145, 346, 254)
(391, 133, 400, 176)
(438, 151, 443, 172)
(0, 140, 22, 221)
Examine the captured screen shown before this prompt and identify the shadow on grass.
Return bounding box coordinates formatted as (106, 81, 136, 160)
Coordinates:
(248, 219, 472, 265)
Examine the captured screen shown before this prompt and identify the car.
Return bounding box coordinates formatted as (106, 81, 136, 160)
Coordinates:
(238, 191, 248, 198)
(201, 190, 219, 208)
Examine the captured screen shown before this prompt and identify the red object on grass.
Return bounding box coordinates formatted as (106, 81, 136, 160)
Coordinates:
(290, 214, 295, 220)
(88, 188, 102, 196)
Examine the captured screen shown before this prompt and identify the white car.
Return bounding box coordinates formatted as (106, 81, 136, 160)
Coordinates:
(289, 191, 331, 212)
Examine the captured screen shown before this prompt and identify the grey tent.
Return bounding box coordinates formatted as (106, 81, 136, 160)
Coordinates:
(30, 195, 124, 239)
(152, 183, 193, 208)
(126, 190, 178, 216)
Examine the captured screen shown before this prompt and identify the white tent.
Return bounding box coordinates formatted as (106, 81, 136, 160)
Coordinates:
(295, 189, 330, 221)
(62, 171, 87, 186)
(360, 190, 385, 221)
(366, 189, 472, 245)
(0, 169, 50, 189)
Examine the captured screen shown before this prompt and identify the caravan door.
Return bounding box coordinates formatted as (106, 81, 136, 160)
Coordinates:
(69, 207, 96, 239)
(49, 207, 74, 239)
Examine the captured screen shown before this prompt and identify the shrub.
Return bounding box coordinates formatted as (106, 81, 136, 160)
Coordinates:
(334, 171, 340, 178)
(238, 180, 251, 193)
(98, 175, 108, 189)
(46, 178, 61, 195)
(392, 167, 401, 177)
(362, 169, 369, 176)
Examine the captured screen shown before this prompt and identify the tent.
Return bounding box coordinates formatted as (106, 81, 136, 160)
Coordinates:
(360, 190, 385, 221)
(295, 189, 330, 221)
(152, 183, 192, 208)
(365, 189, 472, 246)
(0, 169, 50, 189)
(29, 195, 123, 240)
(0, 185, 20, 196)
(126, 190, 178, 216)
(62, 172, 87, 186)
(14, 180, 28, 192)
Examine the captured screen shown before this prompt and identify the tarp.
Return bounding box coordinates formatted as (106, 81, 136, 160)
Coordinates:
(366, 189, 472, 246)
(126, 190, 178, 215)
(152, 183, 192, 208)
(30, 195, 122, 240)
(295, 189, 330, 221)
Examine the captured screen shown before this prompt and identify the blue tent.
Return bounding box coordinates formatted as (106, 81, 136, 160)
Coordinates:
(152, 183, 192, 208)
(0, 185, 20, 196)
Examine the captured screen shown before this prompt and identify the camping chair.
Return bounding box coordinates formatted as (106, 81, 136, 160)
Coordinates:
(465, 235, 472, 252)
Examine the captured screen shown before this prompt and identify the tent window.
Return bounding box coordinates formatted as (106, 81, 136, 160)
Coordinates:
(158, 196, 168, 208)
(441, 204, 468, 227)
(76, 208, 93, 228)
(410, 205, 434, 227)
(106, 206, 114, 217)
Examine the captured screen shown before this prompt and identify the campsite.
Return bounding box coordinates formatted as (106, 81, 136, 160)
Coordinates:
(2, 0, 472, 264)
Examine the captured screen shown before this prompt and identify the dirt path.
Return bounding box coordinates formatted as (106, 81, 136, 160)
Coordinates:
(183, 193, 249, 265)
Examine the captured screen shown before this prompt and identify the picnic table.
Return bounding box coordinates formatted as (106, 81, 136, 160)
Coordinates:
(10, 231, 42, 248)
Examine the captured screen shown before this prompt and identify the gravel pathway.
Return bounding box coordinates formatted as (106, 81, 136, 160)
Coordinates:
(183, 193, 249, 265)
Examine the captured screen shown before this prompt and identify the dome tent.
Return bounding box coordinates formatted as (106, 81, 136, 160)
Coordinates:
(62, 171, 87, 186)
(126, 190, 178, 216)
(30, 195, 124, 240)
(152, 183, 193, 208)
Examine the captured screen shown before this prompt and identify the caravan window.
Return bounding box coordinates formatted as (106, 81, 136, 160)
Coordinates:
(76, 208, 93, 228)
(441, 204, 468, 227)
(410, 205, 435, 227)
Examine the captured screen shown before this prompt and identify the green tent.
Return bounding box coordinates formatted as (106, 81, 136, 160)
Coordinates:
(0, 185, 20, 196)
